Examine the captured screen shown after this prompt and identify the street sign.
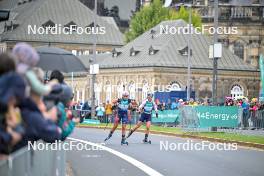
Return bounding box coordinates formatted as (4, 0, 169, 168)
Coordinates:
(209, 43, 222, 59)
(90, 64, 99, 74)
(214, 43, 222, 58)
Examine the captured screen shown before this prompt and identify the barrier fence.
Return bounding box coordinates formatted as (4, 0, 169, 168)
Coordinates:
(75, 107, 264, 131)
(0, 141, 66, 176)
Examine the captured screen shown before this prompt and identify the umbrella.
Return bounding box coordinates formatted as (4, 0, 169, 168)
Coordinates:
(36, 46, 87, 73)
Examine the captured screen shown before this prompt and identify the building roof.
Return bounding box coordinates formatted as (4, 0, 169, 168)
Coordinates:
(0, 0, 124, 46)
(104, 0, 137, 21)
(0, 0, 19, 9)
(90, 19, 257, 71)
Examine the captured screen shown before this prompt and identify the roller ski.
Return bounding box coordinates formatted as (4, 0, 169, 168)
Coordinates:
(126, 129, 134, 139)
(104, 131, 113, 142)
(121, 137, 128, 145)
(142, 134, 151, 144)
(143, 138, 151, 144)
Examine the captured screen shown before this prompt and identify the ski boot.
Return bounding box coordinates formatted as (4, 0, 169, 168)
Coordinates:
(104, 131, 113, 142)
(121, 135, 128, 145)
(126, 129, 134, 139)
(143, 134, 151, 144)
(142, 138, 151, 144)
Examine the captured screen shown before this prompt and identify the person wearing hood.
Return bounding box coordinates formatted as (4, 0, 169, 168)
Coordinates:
(12, 42, 56, 96)
(14, 67, 61, 149)
(56, 84, 79, 140)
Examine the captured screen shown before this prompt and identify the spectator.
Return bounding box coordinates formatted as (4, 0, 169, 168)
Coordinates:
(241, 98, 250, 128)
(96, 103, 105, 122)
(249, 98, 259, 128)
(82, 101, 91, 119)
(105, 100, 113, 123)
(170, 99, 178, 110)
(161, 102, 166, 111)
(14, 68, 61, 149)
(0, 53, 16, 76)
(56, 84, 78, 140)
(0, 73, 26, 154)
(178, 99, 184, 106)
(50, 70, 65, 84)
(12, 42, 56, 96)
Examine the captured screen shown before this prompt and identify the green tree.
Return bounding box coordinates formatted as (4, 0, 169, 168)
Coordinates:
(125, 0, 202, 42)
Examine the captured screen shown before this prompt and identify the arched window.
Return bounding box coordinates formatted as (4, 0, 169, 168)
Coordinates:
(142, 81, 149, 100)
(231, 84, 244, 99)
(170, 82, 181, 91)
(117, 82, 123, 98)
(234, 42, 244, 59)
(105, 81, 111, 102)
(128, 81, 136, 99)
(95, 83, 102, 105)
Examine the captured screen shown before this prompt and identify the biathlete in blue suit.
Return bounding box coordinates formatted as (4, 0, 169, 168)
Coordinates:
(126, 93, 158, 143)
(104, 91, 132, 145)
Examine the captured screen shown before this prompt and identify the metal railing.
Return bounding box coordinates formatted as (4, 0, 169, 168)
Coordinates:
(0, 141, 66, 176)
(240, 110, 264, 130)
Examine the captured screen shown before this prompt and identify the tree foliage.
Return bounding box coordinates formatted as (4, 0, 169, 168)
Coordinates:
(125, 0, 202, 42)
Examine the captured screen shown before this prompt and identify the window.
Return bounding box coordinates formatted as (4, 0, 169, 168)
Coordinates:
(178, 46, 192, 56)
(130, 47, 140, 56)
(142, 81, 149, 100)
(117, 82, 123, 98)
(149, 46, 159, 55)
(81, 89, 85, 103)
(95, 83, 102, 105)
(170, 82, 181, 91)
(72, 50, 77, 55)
(42, 20, 55, 28)
(105, 82, 111, 102)
(234, 42, 244, 59)
(112, 48, 122, 57)
(84, 50, 89, 55)
(231, 84, 244, 99)
(128, 82, 136, 99)
(65, 21, 77, 32)
(0, 43, 7, 53)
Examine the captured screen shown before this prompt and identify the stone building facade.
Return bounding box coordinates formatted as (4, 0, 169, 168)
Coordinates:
(66, 67, 259, 104)
(66, 20, 259, 104)
(171, 0, 264, 68)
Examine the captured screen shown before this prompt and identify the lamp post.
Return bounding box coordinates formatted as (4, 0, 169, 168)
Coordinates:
(175, 2, 192, 101)
(91, 0, 97, 119)
(211, 0, 219, 132)
(212, 0, 219, 105)
(186, 4, 192, 101)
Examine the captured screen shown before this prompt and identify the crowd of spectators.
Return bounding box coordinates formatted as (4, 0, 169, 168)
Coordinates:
(75, 96, 264, 128)
(0, 43, 79, 157)
(226, 97, 264, 128)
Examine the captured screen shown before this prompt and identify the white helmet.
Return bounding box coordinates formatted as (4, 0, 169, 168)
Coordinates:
(122, 91, 129, 97)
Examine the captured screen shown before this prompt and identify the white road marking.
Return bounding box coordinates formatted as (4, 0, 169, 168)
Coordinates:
(68, 137, 164, 176)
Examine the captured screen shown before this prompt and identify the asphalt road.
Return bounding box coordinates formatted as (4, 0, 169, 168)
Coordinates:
(67, 127, 264, 176)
